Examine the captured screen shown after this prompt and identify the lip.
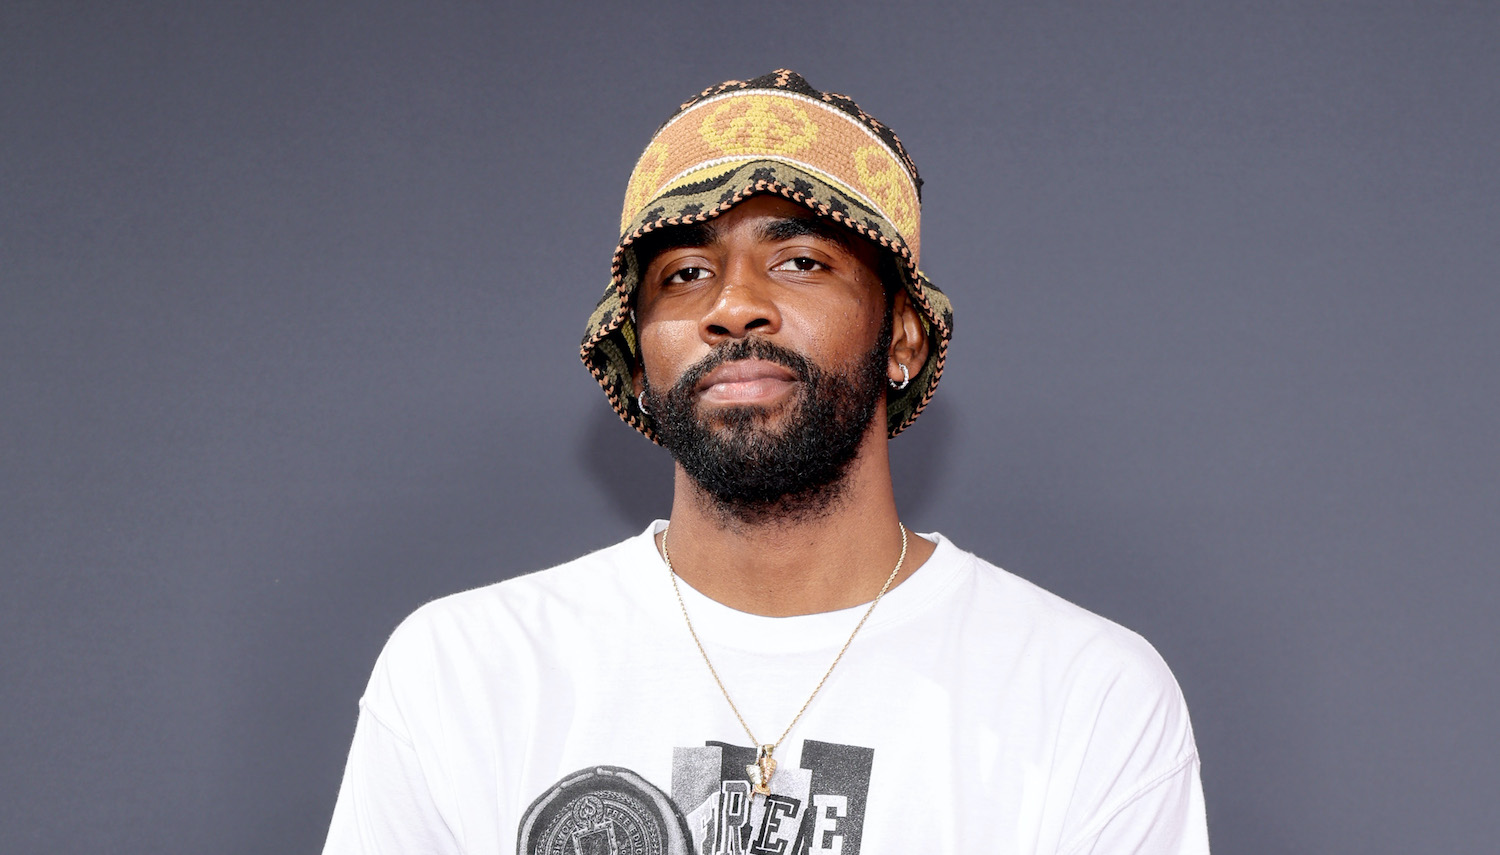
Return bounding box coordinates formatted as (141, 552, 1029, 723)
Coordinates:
(695, 359, 799, 405)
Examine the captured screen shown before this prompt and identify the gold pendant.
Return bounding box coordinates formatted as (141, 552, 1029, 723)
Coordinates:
(746, 744, 777, 795)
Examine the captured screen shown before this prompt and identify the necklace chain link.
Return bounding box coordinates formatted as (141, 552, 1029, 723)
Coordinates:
(660, 522, 909, 791)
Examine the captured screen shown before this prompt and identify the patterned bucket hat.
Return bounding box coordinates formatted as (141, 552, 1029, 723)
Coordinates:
(580, 69, 954, 442)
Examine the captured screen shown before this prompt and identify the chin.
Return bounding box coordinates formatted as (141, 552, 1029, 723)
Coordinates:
(697, 399, 798, 433)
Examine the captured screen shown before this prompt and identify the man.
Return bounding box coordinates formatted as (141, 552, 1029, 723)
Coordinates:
(325, 70, 1209, 854)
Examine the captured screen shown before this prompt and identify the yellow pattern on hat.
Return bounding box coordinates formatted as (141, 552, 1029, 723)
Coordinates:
(698, 96, 818, 156)
(621, 139, 670, 228)
(854, 144, 919, 247)
(618, 88, 923, 264)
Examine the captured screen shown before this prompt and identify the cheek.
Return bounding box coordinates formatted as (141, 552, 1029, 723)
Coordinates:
(638, 319, 704, 385)
(788, 298, 885, 359)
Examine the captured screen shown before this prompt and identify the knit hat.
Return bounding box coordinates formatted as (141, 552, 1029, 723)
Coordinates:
(580, 69, 953, 441)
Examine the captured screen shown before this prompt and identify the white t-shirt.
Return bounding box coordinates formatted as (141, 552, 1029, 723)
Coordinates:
(325, 524, 1209, 854)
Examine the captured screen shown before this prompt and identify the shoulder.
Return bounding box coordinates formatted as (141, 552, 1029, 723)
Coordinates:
(359, 531, 660, 712)
(941, 540, 1176, 678)
(942, 540, 1203, 832)
(935, 537, 1195, 748)
(394, 532, 650, 640)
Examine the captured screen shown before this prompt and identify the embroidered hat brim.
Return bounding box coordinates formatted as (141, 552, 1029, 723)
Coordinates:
(581, 71, 953, 442)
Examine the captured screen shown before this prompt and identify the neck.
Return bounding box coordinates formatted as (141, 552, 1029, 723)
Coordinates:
(659, 422, 936, 617)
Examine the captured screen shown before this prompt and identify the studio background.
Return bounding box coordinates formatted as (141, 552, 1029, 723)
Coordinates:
(3, 2, 1496, 853)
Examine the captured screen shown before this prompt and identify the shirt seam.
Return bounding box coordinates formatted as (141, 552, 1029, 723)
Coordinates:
(354, 697, 469, 853)
(358, 696, 416, 749)
(1057, 749, 1200, 855)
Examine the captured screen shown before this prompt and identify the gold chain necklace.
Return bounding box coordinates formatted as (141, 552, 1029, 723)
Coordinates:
(660, 522, 909, 796)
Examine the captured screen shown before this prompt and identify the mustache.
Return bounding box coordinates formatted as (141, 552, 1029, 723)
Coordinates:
(671, 338, 813, 397)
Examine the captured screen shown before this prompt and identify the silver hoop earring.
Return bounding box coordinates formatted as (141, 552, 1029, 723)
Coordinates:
(638, 392, 650, 415)
(890, 363, 910, 390)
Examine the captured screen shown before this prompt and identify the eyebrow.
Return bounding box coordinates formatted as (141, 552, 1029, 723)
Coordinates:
(756, 215, 855, 249)
(634, 212, 855, 264)
(633, 222, 716, 259)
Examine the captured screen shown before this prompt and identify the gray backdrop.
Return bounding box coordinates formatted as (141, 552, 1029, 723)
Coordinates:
(3, 1, 1496, 852)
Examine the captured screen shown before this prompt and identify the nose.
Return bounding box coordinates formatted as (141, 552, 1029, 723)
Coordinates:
(699, 261, 781, 344)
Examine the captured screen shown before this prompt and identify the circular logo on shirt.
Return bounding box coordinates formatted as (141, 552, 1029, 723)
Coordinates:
(518, 766, 692, 855)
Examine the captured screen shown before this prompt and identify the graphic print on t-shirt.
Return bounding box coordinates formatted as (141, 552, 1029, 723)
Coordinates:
(518, 738, 873, 855)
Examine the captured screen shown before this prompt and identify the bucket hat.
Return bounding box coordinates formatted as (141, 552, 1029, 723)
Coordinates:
(581, 69, 953, 441)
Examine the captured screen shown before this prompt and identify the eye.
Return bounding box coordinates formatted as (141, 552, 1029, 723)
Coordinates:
(664, 266, 711, 285)
(775, 256, 825, 272)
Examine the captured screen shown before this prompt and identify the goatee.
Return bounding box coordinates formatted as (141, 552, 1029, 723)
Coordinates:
(645, 330, 891, 525)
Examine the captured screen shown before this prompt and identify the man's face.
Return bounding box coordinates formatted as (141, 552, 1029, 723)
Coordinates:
(633, 195, 894, 522)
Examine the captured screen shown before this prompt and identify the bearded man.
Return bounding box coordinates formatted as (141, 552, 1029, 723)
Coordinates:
(325, 70, 1210, 855)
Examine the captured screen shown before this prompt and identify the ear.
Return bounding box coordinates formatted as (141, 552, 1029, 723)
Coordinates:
(887, 289, 929, 385)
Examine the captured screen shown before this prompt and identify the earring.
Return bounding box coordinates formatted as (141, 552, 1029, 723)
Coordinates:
(890, 363, 910, 390)
(638, 392, 650, 415)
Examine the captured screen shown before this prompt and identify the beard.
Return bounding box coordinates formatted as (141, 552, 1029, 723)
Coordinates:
(644, 325, 892, 525)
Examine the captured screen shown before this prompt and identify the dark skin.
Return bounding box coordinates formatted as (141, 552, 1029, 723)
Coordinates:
(632, 195, 936, 617)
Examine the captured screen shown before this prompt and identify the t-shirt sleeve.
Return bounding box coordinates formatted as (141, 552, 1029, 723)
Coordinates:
(1059, 753, 1210, 855)
(323, 614, 466, 855)
(323, 700, 463, 855)
(1052, 625, 1211, 855)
